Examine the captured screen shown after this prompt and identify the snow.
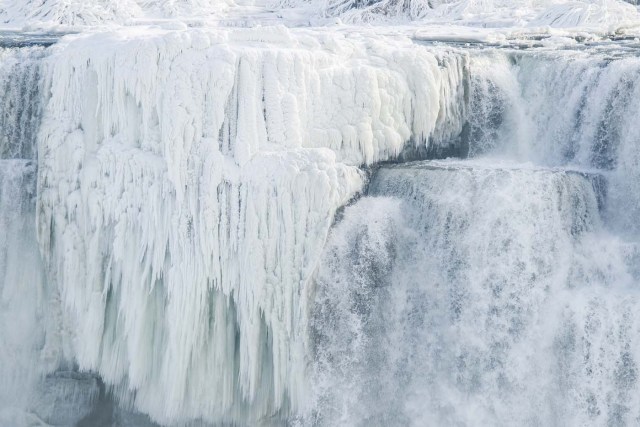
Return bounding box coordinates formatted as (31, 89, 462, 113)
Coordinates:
(323, 0, 640, 29)
(1, 0, 640, 31)
(0, 0, 233, 29)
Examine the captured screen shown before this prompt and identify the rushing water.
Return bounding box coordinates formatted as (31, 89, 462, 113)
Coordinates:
(313, 161, 640, 426)
(311, 44, 640, 426)
(0, 40, 104, 426)
(0, 44, 50, 424)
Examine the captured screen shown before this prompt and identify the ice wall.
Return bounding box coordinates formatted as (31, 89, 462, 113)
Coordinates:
(35, 28, 468, 425)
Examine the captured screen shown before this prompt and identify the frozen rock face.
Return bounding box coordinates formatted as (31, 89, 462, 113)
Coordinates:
(35, 28, 467, 425)
(31, 371, 100, 426)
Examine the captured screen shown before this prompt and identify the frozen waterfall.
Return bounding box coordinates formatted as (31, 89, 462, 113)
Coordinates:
(0, 25, 639, 427)
(0, 41, 104, 427)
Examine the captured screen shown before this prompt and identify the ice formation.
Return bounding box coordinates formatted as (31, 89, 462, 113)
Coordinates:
(30, 27, 475, 424)
(1, 0, 640, 425)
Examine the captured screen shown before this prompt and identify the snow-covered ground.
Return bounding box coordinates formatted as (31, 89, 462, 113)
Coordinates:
(1, 0, 640, 33)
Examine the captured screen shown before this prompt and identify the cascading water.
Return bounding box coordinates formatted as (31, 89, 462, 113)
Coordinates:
(0, 42, 104, 426)
(0, 44, 50, 423)
(313, 161, 640, 425)
(310, 43, 640, 426)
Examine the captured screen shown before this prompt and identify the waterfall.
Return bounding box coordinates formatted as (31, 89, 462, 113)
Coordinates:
(313, 161, 639, 425)
(0, 45, 49, 423)
(311, 44, 640, 426)
(0, 42, 103, 426)
(0, 26, 639, 426)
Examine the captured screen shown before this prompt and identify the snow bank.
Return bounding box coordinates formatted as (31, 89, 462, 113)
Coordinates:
(0, 0, 140, 28)
(3, 0, 639, 30)
(322, 0, 640, 28)
(532, 0, 638, 28)
(36, 27, 465, 424)
(0, 0, 233, 29)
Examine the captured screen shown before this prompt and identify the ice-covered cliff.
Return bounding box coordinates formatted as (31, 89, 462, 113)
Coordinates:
(26, 27, 473, 424)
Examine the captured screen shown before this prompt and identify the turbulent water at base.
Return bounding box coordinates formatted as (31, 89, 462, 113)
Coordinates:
(311, 45, 640, 426)
(2, 31, 640, 426)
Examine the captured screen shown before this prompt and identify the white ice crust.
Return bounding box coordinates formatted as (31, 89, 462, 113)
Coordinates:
(35, 27, 467, 424)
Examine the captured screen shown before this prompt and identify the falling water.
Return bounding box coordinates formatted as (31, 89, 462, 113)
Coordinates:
(311, 43, 640, 426)
(0, 43, 103, 426)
